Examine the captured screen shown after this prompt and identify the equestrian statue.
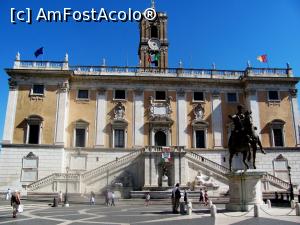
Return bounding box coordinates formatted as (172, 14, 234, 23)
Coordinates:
(228, 105, 266, 171)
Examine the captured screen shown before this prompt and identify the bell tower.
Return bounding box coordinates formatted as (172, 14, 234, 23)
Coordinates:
(138, 4, 168, 69)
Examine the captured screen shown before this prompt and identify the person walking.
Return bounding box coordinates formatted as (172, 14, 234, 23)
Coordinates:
(5, 188, 11, 201)
(298, 189, 300, 203)
(145, 192, 151, 206)
(107, 190, 112, 206)
(90, 191, 96, 205)
(111, 191, 115, 206)
(204, 190, 209, 206)
(58, 191, 63, 204)
(199, 188, 204, 204)
(184, 189, 188, 205)
(172, 183, 181, 213)
(105, 190, 109, 206)
(11, 191, 21, 218)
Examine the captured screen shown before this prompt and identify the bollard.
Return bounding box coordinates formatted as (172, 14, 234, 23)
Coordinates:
(266, 199, 272, 209)
(180, 202, 186, 215)
(187, 202, 192, 215)
(296, 203, 300, 216)
(291, 200, 296, 209)
(210, 204, 217, 217)
(254, 204, 260, 217)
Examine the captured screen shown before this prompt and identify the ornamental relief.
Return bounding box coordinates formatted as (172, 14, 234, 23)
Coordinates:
(193, 103, 205, 121)
(149, 96, 172, 120)
(114, 102, 126, 120)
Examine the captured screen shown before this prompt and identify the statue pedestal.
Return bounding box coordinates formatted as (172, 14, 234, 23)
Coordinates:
(162, 176, 168, 187)
(226, 170, 267, 212)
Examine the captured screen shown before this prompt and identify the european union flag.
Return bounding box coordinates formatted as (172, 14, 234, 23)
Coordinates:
(34, 47, 44, 58)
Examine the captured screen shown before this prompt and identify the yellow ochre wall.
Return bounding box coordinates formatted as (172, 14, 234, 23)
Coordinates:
(258, 91, 295, 147)
(12, 85, 296, 149)
(13, 85, 57, 145)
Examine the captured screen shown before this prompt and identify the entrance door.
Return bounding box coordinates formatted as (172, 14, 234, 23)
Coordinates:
(155, 131, 167, 146)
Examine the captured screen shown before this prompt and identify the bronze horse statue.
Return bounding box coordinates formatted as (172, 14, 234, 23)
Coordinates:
(228, 106, 266, 171)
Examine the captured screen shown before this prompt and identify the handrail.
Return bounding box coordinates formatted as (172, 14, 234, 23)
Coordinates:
(263, 173, 291, 190)
(27, 173, 81, 191)
(186, 151, 292, 190)
(27, 149, 143, 191)
(186, 151, 230, 175)
(81, 149, 144, 180)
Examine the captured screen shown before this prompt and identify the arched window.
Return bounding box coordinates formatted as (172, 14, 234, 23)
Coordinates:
(155, 131, 167, 146)
(269, 119, 285, 147)
(74, 120, 89, 147)
(26, 115, 43, 144)
(151, 26, 158, 38)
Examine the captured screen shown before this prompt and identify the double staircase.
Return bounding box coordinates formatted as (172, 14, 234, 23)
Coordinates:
(26, 148, 293, 194)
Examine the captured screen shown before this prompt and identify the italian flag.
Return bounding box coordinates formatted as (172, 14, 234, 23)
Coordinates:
(257, 54, 268, 63)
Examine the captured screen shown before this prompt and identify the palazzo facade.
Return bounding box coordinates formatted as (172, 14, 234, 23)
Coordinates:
(1, 10, 300, 196)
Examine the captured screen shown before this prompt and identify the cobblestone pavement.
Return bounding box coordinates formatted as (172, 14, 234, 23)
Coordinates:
(0, 200, 299, 225)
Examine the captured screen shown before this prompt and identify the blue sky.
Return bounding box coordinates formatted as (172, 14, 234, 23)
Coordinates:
(0, 0, 300, 140)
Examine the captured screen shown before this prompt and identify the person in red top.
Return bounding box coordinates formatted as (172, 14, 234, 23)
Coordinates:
(11, 191, 21, 218)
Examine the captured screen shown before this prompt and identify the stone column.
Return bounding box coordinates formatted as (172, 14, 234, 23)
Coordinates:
(133, 89, 144, 147)
(144, 152, 151, 187)
(246, 89, 261, 137)
(177, 90, 187, 147)
(180, 153, 187, 185)
(2, 79, 18, 144)
(212, 92, 223, 148)
(54, 82, 69, 145)
(289, 89, 300, 146)
(95, 89, 107, 147)
(173, 153, 180, 185)
(150, 153, 158, 186)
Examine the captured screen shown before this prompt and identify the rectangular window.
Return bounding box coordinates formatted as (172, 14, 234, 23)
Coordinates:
(195, 130, 205, 148)
(193, 92, 204, 101)
(114, 90, 126, 100)
(28, 124, 40, 144)
(273, 128, 284, 147)
(155, 91, 166, 100)
(114, 129, 125, 148)
(77, 90, 89, 99)
(227, 93, 238, 103)
(32, 84, 44, 95)
(75, 128, 86, 147)
(268, 91, 279, 101)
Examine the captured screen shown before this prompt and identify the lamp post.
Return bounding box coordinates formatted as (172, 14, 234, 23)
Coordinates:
(287, 165, 294, 201)
(64, 166, 70, 207)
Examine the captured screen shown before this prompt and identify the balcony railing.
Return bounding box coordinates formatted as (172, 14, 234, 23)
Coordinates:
(12, 59, 292, 79)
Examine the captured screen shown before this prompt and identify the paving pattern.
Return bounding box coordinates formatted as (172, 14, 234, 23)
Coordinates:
(0, 200, 299, 225)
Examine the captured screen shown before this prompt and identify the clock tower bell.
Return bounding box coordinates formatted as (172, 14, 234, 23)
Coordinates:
(138, 7, 168, 69)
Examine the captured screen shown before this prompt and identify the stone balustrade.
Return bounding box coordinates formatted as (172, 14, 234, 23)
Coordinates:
(12, 59, 291, 79)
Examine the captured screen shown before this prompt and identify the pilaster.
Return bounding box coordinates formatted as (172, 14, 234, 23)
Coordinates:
(245, 89, 261, 137)
(2, 79, 18, 144)
(211, 92, 223, 148)
(54, 82, 69, 145)
(133, 89, 144, 147)
(95, 89, 107, 147)
(289, 89, 300, 146)
(177, 90, 187, 147)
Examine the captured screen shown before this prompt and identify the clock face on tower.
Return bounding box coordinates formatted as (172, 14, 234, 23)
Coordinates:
(148, 38, 161, 51)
